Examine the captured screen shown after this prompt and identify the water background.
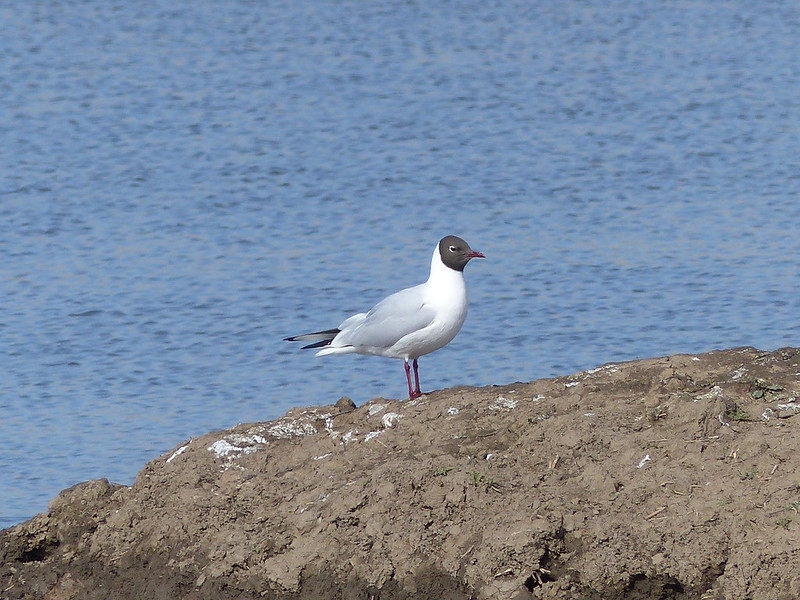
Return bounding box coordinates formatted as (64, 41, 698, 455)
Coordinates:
(2, 0, 799, 528)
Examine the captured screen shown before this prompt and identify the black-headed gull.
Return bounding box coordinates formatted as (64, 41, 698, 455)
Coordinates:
(284, 235, 484, 399)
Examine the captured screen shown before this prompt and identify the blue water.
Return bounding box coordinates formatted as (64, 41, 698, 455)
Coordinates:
(2, 1, 799, 529)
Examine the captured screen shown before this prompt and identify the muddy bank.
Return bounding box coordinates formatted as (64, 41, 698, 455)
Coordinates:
(2, 347, 800, 599)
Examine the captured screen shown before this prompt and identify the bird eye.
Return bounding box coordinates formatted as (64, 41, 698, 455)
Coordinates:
(449, 245, 458, 252)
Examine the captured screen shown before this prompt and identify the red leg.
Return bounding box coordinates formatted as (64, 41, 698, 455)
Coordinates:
(404, 359, 422, 400)
(404, 360, 414, 400)
(412, 358, 422, 397)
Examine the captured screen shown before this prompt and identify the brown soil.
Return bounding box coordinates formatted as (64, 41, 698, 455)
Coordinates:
(2, 346, 800, 600)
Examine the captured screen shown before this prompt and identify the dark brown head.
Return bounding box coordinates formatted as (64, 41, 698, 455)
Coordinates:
(438, 235, 485, 272)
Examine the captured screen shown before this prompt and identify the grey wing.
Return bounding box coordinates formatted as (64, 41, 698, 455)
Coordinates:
(334, 286, 435, 350)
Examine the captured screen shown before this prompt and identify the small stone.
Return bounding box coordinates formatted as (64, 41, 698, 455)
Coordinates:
(335, 397, 357, 412)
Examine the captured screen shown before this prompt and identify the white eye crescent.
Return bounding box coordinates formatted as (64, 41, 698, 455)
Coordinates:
(449, 245, 457, 252)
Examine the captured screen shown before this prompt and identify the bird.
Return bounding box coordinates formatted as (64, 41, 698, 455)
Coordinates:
(284, 235, 485, 400)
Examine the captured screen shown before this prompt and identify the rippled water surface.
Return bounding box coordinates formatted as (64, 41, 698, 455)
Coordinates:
(2, 1, 799, 527)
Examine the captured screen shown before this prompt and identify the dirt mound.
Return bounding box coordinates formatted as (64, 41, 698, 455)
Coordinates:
(3, 347, 800, 599)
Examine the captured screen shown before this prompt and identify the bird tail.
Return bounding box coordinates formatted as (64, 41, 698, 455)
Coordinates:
(284, 328, 340, 350)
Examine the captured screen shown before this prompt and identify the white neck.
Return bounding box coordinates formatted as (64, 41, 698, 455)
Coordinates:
(427, 244, 467, 290)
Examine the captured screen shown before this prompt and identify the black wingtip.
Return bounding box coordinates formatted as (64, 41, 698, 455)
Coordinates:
(284, 328, 341, 347)
(300, 338, 334, 350)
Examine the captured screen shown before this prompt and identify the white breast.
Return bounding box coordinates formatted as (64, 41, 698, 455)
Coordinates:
(390, 251, 469, 359)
